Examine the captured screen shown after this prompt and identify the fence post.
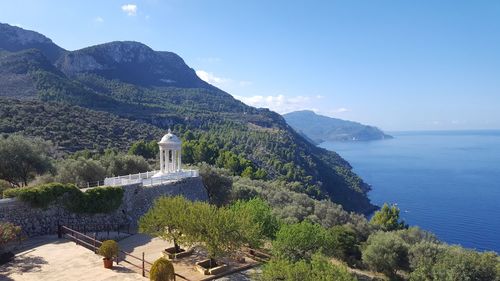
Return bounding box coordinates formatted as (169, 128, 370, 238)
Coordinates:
(57, 223, 62, 239)
(142, 252, 145, 277)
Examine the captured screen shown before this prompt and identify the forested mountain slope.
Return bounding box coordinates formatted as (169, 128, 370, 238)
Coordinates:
(0, 22, 375, 213)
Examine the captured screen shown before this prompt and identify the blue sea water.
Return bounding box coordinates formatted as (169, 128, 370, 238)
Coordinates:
(320, 130, 500, 253)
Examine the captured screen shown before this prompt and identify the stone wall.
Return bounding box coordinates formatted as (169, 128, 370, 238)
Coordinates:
(0, 177, 208, 236)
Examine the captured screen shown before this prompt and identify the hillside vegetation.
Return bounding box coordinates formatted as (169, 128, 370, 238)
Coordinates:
(0, 22, 375, 213)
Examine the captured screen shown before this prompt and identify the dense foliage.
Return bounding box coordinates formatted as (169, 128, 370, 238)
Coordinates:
(3, 183, 123, 213)
(370, 203, 408, 231)
(149, 257, 175, 281)
(261, 253, 357, 281)
(139, 196, 261, 263)
(0, 222, 21, 253)
(0, 134, 54, 186)
(98, 240, 119, 260)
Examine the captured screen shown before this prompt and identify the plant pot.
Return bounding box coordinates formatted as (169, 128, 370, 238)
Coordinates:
(195, 259, 228, 275)
(103, 258, 113, 269)
(163, 247, 194, 260)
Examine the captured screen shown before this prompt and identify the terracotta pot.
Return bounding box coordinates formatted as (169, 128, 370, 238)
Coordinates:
(103, 258, 113, 269)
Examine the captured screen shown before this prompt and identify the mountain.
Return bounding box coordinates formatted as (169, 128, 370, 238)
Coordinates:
(0, 23, 66, 62)
(0, 22, 376, 213)
(284, 110, 392, 143)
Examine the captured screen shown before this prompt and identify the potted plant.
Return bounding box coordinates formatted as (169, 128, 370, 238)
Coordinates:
(150, 257, 176, 281)
(98, 240, 119, 269)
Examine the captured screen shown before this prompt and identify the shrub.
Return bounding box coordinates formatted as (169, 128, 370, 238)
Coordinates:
(328, 225, 360, 264)
(362, 231, 409, 276)
(229, 198, 280, 240)
(150, 257, 175, 281)
(3, 183, 123, 213)
(0, 222, 21, 253)
(66, 186, 124, 214)
(3, 183, 78, 208)
(261, 253, 357, 281)
(272, 221, 333, 262)
(98, 240, 119, 260)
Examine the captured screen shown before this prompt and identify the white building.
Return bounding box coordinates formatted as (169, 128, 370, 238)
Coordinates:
(104, 130, 198, 187)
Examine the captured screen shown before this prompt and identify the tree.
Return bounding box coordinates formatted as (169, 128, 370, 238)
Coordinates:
(128, 140, 158, 159)
(328, 225, 360, 264)
(185, 201, 259, 267)
(149, 257, 175, 281)
(230, 198, 280, 241)
(272, 221, 333, 262)
(101, 152, 149, 176)
(139, 196, 192, 253)
(370, 203, 407, 231)
(0, 135, 54, 187)
(362, 231, 409, 276)
(198, 163, 232, 206)
(409, 244, 500, 281)
(261, 253, 357, 281)
(56, 158, 106, 187)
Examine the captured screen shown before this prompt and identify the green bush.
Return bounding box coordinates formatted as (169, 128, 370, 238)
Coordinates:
(3, 183, 78, 208)
(261, 253, 357, 281)
(3, 183, 123, 213)
(149, 257, 175, 281)
(65, 186, 124, 214)
(98, 240, 119, 259)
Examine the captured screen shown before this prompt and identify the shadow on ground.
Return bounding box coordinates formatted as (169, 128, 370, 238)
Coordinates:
(0, 253, 48, 280)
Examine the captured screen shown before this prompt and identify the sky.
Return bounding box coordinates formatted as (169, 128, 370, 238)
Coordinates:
(1, 0, 500, 131)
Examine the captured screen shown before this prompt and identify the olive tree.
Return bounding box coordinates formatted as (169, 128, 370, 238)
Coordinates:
(139, 196, 192, 253)
(0, 135, 54, 187)
(362, 231, 409, 276)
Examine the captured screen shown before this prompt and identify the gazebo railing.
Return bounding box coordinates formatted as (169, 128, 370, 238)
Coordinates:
(103, 169, 199, 187)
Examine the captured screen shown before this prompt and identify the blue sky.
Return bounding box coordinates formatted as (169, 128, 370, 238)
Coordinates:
(1, 0, 499, 131)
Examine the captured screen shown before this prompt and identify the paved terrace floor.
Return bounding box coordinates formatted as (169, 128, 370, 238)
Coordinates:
(0, 236, 143, 281)
(0, 235, 258, 281)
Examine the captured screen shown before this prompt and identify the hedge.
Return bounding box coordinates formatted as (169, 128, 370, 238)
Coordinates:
(2, 183, 123, 213)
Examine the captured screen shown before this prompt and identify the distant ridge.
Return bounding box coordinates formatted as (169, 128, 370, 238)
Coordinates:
(284, 110, 392, 144)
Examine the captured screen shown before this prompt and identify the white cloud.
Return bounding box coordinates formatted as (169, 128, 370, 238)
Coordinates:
(233, 94, 321, 114)
(330, 107, 350, 114)
(196, 70, 228, 85)
(239, 80, 253, 87)
(121, 4, 137, 16)
(94, 17, 104, 23)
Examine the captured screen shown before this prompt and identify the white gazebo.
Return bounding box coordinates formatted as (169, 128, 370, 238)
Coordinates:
(103, 129, 198, 187)
(155, 129, 182, 176)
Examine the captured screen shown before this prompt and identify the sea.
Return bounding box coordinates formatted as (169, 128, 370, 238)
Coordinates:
(320, 130, 500, 253)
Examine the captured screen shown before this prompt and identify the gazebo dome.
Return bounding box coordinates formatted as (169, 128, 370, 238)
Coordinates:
(159, 130, 181, 144)
(159, 129, 181, 147)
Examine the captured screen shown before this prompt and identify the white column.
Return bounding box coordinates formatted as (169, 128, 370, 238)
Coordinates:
(177, 149, 181, 172)
(173, 150, 177, 172)
(168, 150, 172, 173)
(159, 147, 164, 173)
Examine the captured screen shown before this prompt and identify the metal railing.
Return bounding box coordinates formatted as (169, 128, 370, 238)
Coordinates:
(58, 225, 189, 279)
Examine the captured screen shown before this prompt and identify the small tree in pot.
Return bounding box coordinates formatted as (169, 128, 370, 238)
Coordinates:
(150, 257, 176, 281)
(98, 240, 119, 269)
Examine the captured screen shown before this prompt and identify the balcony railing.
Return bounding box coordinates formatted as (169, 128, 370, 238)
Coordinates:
(103, 169, 199, 187)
